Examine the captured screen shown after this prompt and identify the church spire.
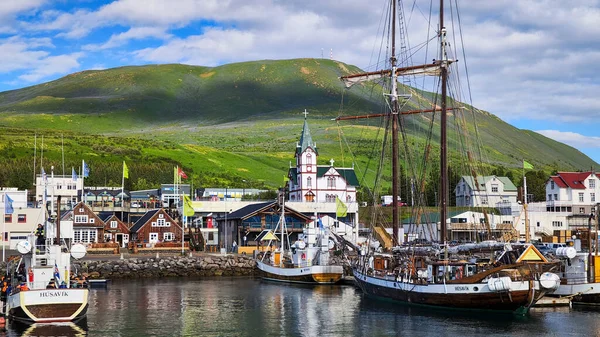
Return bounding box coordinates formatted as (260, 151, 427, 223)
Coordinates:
(296, 109, 318, 155)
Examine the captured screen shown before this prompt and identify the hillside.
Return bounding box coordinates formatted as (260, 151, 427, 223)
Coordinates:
(0, 58, 597, 194)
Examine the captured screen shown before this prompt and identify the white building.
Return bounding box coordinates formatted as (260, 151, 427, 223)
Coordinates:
(286, 114, 358, 205)
(546, 171, 600, 215)
(455, 175, 518, 207)
(35, 170, 84, 209)
(1, 189, 44, 249)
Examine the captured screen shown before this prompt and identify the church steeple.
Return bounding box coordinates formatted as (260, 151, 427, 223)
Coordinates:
(296, 109, 318, 155)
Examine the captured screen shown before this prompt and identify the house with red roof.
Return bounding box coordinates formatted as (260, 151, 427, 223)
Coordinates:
(546, 171, 600, 215)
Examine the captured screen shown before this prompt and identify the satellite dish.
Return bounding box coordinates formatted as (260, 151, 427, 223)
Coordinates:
(70, 244, 87, 260)
(328, 239, 335, 250)
(296, 241, 306, 249)
(16, 241, 31, 254)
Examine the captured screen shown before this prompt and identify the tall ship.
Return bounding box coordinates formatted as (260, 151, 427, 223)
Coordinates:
(5, 196, 89, 323)
(336, 0, 561, 314)
(256, 192, 344, 284)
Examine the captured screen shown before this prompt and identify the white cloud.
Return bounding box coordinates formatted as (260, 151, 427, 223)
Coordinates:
(83, 27, 171, 51)
(536, 130, 600, 149)
(18, 52, 83, 82)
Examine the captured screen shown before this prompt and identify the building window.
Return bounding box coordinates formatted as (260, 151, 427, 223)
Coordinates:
(481, 197, 488, 205)
(4, 215, 11, 223)
(551, 181, 555, 189)
(73, 229, 97, 243)
(346, 195, 352, 202)
(554, 194, 558, 201)
(17, 214, 26, 223)
(153, 218, 170, 227)
(590, 179, 596, 188)
(110, 221, 118, 229)
(74, 215, 88, 223)
(579, 193, 584, 202)
(327, 177, 336, 188)
(307, 177, 312, 188)
(580, 207, 585, 214)
(552, 221, 563, 227)
(548, 194, 552, 201)
(163, 232, 174, 241)
(306, 153, 312, 164)
(491, 184, 498, 193)
(79, 208, 84, 213)
(326, 194, 335, 203)
(592, 193, 596, 203)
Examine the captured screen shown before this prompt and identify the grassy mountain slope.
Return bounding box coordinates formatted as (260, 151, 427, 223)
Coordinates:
(0, 58, 596, 191)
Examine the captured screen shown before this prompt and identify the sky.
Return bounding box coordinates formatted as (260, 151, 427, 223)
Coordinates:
(1, 0, 600, 164)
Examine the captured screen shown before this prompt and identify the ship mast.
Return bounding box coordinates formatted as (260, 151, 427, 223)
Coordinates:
(439, 0, 448, 245)
(390, 0, 400, 247)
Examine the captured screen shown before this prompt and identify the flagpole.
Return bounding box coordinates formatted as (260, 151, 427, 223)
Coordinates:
(122, 161, 125, 220)
(523, 159, 529, 243)
(81, 160, 85, 204)
(2, 195, 5, 263)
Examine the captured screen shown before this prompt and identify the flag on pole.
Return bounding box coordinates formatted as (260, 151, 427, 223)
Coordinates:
(5, 195, 14, 215)
(123, 161, 129, 179)
(317, 217, 324, 230)
(83, 160, 90, 178)
(72, 167, 78, 182)
(178, 167, 188, 179)
(523, 160, 534, 170)
(336, 196, 347, 217)
(183, 195, 195, 216)
(41, 167, 47, 183)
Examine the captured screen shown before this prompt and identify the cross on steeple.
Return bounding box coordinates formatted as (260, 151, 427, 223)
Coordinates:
(303, 109, 309, 119)
(330, 158, 335, 167)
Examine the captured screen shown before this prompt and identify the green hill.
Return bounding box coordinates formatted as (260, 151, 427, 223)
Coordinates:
(0, 58, 596, 197)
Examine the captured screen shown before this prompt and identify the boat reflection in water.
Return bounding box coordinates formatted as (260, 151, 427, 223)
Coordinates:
(9, 318, 88, 337)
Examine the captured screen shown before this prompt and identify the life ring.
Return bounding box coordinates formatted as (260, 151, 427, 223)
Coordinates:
(301, 253, 306, 260)
(456, 266, 463, 279)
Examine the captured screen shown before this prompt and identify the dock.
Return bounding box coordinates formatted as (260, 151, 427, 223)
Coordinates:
(534, 296, 571, 308)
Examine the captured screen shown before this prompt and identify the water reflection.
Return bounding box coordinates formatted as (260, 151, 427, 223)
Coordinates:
(5, 278, 600, 336)
(7, 319, 88, 337)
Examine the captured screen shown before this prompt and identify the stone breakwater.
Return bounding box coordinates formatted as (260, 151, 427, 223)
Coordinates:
(73, 254, 257, 279)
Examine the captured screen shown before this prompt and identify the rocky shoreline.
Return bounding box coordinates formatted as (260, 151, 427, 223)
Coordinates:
(74, 254, 258, 279)
(0, 253, 350, 280)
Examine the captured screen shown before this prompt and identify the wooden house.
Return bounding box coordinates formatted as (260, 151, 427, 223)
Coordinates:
(70, 201, 105, 244)
(99, 212, 131, 247)
(130, 209, 182, 245)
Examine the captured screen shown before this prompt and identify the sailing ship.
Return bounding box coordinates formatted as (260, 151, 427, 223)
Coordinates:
(256, 191, 344, 284)
(4, 196, 89, 323)
(337, 0, 561, 314)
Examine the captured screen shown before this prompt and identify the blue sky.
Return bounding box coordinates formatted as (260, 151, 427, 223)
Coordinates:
(2, 0, 600, 165)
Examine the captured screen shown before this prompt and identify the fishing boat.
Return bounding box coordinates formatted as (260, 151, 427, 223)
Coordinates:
(4, 197, 89, 323)
(337, 0, 561, 314)
(256, 192, 344, 284)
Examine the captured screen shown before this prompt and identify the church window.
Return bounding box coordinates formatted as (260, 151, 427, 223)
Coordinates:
(307, 177, 312, 187)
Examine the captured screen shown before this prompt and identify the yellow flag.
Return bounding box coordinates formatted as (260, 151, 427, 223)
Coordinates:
(523, 160, 534, 170)
(183, 195, 195, 216)
(336, 196, 347, 217)
(123, 161, 129, 179)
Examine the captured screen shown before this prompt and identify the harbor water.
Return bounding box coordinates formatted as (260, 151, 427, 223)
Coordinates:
(5, 277, 600, 336)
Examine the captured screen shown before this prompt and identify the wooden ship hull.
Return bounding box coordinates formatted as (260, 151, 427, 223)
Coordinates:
(257, 260, 343, 284)
(352, 268, 547, 315)
(7, 288, 89, 323)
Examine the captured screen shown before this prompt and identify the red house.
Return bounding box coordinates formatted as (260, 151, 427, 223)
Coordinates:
(130, 209, 182, 245)
(99, 213, 131, 248)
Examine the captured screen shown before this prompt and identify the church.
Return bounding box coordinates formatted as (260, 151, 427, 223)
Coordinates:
(286, 111, 358, 204)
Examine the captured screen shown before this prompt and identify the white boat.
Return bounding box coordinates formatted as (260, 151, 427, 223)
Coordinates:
(547, 246, 600, 305)
(5, 199, 89, 323)
(256, 192, 344, 284)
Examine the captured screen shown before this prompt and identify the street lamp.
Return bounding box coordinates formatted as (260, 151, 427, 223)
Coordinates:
(242, 180, 247, 200)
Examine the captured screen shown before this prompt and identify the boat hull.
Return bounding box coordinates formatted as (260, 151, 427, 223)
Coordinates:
(353, 269, 541, 315)
(7, 288, 89, 323)
(549, 283, 600, 305)
(257, 260, 343, 284)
